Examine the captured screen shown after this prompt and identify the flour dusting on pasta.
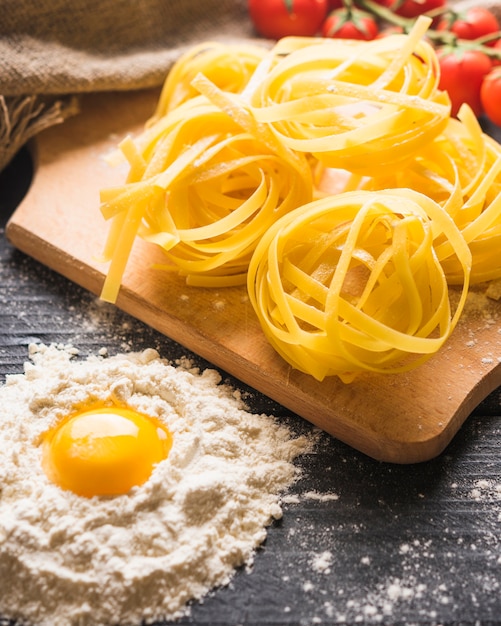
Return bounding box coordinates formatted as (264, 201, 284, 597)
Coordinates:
(0, 344, 313, 626)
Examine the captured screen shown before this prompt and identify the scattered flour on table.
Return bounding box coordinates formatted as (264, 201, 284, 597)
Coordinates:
(282, 490, 339, 505)
(311, 550, 333, 573)
(0, 343, 315, 626)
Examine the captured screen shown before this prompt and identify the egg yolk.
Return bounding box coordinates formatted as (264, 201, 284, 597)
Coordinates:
(41, 406, 172, 498)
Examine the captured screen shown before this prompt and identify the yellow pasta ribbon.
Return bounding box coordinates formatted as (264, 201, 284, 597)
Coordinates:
(247, 189, 471, 383)
(100, 98, 312, 301)
(314, 104, 501, 285)
(248, 17, 450, 176)
(432, 108, 501, 284)
(149, 41, 268, 123)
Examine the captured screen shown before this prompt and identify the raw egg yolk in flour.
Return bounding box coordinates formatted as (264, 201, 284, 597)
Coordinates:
(41, 406, 172, 498)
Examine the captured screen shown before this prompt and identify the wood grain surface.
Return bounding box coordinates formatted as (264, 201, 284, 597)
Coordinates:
(7, 89, 501, 463)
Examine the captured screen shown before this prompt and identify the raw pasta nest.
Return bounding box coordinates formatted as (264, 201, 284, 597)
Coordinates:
(315, 105, 501, 285)
(248, 23, 450, 176)
(247, 189, 471, 383)
(149, 41, 268, 121)
(432, 117, 501, 285)
(100, 98, 312, 300)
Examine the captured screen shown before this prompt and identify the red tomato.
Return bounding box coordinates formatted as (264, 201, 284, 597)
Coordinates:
(392, 0, 446, 19)
(321, 8, 379, 40)
(481, 68, 501, 126)
(436, 7, 500, 43)
(437, 47, 493, 117)
(248, 0, 329, 39)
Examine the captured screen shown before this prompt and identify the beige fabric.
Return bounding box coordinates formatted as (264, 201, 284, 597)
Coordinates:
(0, 0, 253, 95)
(0, 0, 255, 171)
(0, 95, 79, 172)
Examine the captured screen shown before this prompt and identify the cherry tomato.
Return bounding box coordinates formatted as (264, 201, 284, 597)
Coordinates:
(321, 8, 379, 40)
(391, 0, 446, 19)
(248, 0, 329, 39)
(436, 7, 500, 43)
(481, 68, 501, 126)
(437, 47, 493, 117)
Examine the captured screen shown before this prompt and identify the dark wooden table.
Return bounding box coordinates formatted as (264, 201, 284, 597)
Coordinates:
(1, 140, 500, 626)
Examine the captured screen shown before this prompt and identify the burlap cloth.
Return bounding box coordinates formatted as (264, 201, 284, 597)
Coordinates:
(1, 0, 499, 173)
(0, 0, 256, 172)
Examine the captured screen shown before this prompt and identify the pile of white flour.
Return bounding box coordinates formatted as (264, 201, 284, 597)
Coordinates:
(0, 343, 314, 626)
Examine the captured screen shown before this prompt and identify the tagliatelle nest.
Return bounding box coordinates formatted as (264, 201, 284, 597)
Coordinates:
(315, 105, 501, 285)
(100, 98, 312, 300)
(148, 41, 268, 122)
(247, 189, 471, 383)
(248, 20, 451, 176)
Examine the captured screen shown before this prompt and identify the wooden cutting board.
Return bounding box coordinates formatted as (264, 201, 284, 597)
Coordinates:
(7, 89, 501, 464)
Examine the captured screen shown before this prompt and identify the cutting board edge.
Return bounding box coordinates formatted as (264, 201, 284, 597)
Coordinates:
(6, 220, 103, 295)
